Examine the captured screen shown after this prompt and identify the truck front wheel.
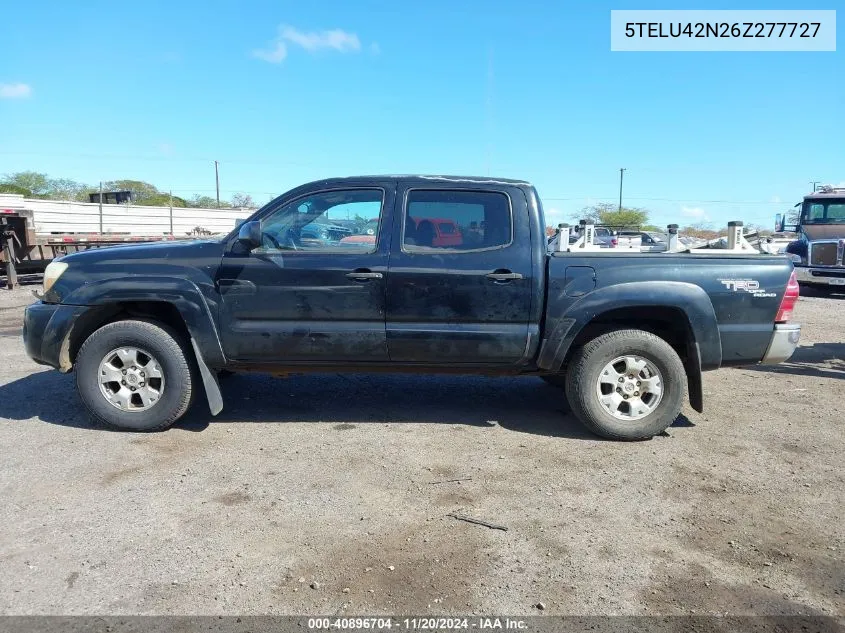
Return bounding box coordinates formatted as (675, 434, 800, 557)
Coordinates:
(75, 319, 195, 431)
(565, 329, 686, 440)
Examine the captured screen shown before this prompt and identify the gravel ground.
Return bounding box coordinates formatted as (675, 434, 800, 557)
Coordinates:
(0, 283, 842, 616)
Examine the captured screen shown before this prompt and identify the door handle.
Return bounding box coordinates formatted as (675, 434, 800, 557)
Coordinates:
(346, 269, 383, 282)
(486, 270, 523, 282)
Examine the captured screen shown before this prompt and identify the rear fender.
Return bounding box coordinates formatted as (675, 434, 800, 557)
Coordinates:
(538, 281, 722, 381)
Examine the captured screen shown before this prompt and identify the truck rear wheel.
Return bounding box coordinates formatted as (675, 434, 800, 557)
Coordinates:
(565, 329, 686, 440)
(75, 319, 195, 431)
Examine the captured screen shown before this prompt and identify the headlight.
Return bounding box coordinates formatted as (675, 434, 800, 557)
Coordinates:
(43, 261, 68, 293)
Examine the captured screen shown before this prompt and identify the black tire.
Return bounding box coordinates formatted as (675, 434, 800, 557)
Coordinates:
(75, 319, 195, 431)
(564, 329, 686, 440)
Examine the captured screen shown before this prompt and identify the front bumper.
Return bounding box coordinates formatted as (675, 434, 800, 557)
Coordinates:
(794, 266, 845, 287)
(760, 323, 801, 365)
(23, 301, 90, 371)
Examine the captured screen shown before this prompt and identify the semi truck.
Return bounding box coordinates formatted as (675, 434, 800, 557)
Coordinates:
(780, 185, 845, 288)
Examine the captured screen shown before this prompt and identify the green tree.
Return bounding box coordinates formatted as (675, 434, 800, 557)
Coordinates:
(46, 177, 90, 201)
(680, 223, 719, 239)
(188, 194, 231, 209)
(142, 193, 188, 207)
(1, 171, 51, 197)
(0, 183, 33, 196)
(102, 179, 162, 204)
(576, 202, 650, 228)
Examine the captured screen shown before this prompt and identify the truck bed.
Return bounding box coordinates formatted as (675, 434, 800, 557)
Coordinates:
(540, 251, 793, 370)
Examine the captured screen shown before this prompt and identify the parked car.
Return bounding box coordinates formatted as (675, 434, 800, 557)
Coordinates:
(568, 226, 617, 247)
(407, 217, 464, 248)
(24, 175, 800, 440)
(300, 222, 352, 244)
(615, 230, 669, 251)
(338, 219, 384, 247)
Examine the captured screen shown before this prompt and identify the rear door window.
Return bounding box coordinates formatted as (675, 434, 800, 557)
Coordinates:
(403, 190, 512, 252)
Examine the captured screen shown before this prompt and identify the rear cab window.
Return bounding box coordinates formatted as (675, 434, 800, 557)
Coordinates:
(402, 189, 513, 252)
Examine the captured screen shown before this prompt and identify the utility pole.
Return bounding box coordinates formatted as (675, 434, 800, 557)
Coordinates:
(485, 45, 494, 177)
(618, 168, 626, 212)
(214, 160, 220, 208)
(98, 181, 103, 234)
(169, 190, 174, 236)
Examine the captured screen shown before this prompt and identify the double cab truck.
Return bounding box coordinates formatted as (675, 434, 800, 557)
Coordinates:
(781, 186, 845, 288)
(23, 175, 801, 440)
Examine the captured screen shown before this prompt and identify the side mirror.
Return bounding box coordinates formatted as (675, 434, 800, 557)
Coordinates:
(237, 220, 261, 249)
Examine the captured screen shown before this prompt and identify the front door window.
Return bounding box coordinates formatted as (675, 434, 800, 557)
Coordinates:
(258, 189, 384, 253)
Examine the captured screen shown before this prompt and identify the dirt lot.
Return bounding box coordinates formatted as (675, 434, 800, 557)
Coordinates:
(0, 284, 842, 617)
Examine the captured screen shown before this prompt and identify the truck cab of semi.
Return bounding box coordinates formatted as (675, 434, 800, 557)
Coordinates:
(781, 185, 845, 288)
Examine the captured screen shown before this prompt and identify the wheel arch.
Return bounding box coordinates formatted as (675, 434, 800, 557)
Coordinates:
(66, 301, 191, 368)
(59, 277, 225, 416)
(563, 306, 704, 413)
(538, 282, 721, 413)
(60, 276, 225, 368)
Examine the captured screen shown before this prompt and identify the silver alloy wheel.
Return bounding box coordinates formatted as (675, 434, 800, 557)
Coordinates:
(98, 347, 165, 412)
(595, 355, 663, 421)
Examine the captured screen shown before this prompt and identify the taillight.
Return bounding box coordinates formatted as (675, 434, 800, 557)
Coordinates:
(776, 270, 799, 323)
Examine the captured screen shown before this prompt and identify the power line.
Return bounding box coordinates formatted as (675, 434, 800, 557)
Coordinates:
(0, 150, 327, 169)
(543, 196, 793, 205)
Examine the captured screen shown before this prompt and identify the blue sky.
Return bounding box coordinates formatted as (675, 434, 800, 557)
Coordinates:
(1, 0, 842, 228)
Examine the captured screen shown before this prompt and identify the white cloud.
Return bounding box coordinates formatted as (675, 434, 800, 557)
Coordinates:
(0, 83, 32, 99)
(253, 41, 288, 63)
(253, 25, 362, 63)
(770, 195, 782, 204)
(681, 206, 709, 221)
(157, 142, 174, 156)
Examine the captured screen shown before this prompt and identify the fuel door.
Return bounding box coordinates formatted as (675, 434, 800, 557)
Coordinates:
(564, 266, 596, 297)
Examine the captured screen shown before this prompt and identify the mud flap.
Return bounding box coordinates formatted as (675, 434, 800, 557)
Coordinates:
(191, 338, 223, 416)
(685, 342, 704, 413)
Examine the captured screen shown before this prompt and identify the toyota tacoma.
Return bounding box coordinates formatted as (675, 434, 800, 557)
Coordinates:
(23, 175, 801, 440)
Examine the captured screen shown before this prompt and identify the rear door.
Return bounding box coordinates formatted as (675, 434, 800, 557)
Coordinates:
(385, 184, 534, 365)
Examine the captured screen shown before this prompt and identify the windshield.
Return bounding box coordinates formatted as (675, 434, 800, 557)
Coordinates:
(802, 200, 845, 224)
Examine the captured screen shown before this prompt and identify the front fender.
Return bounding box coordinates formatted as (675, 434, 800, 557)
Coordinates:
(538, 281, 722, 373)
(60, 276, 225, 368)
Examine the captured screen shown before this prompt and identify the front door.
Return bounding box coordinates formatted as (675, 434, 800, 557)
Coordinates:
(385, 185, 534, 365)
(217, 184, 395, 363)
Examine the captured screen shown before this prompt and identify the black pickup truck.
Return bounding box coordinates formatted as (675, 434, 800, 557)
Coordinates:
(23, 175, 801, 440)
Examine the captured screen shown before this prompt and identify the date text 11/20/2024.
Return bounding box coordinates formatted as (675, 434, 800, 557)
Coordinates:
(307, 617, 528, 630)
